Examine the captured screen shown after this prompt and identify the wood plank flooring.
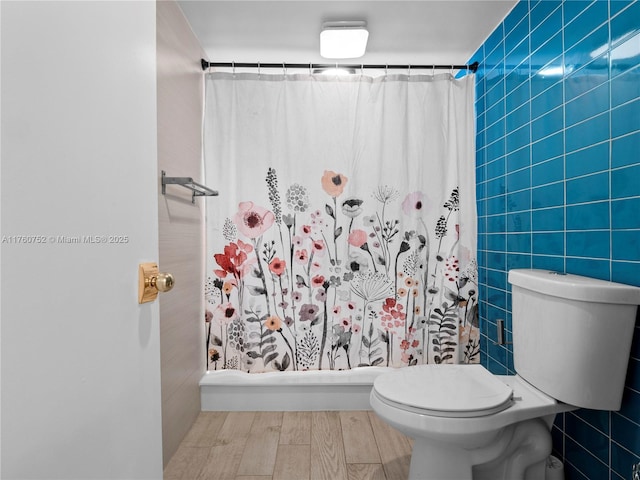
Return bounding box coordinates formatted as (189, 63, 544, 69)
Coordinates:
(164, 411, 413, 480)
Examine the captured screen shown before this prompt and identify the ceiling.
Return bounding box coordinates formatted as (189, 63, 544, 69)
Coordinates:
(178, 1, 517, 68)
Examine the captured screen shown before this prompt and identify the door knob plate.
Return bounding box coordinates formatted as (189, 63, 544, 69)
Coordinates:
(138, 262, 174, 304)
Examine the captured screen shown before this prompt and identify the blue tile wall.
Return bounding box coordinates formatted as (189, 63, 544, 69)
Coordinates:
(469, 1, 640, 478)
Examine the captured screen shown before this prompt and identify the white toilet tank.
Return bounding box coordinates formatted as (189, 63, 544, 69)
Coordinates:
(509, 269, 640, 411)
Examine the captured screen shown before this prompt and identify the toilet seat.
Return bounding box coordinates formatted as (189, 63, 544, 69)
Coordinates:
(373, 364, 514, 418)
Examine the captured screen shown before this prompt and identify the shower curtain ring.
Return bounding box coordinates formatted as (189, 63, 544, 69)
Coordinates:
(258, 62, 261, 76)
(408, 64, 411, 76)
(361, 64, 364, 76)
(283, 62, 286, 76)
(232, 61, 235, 76)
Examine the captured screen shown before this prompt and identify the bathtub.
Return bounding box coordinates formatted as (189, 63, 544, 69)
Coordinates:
(200, 366, 394, 411)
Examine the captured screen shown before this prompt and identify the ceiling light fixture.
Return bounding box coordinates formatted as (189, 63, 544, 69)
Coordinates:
(320, 21, 369, 59)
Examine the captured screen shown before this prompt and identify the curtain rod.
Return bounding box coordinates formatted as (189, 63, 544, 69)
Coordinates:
(201, 59, 479, 73)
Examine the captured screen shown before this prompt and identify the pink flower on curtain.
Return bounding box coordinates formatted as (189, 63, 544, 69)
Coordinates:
(321, 170, 348, 197)
(311, 239, 326, 256)
(294, 249, 308, 264)
(348, 229, 368, 247)
(234, 201, 275, 238)
(300, 225, 312, 237)
(444, 256, 460, 282)
(213, 302, 239, 325)
(402, 191, 426, 216)
(299, 304, 320, 322)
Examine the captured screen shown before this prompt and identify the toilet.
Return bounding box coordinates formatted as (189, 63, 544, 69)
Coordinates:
(370, 269, 640, 480)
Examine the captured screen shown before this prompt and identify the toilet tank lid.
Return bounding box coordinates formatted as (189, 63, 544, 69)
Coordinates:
(508, 269, 640, 305)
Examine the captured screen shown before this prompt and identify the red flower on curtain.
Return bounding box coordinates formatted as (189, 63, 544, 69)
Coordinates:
(380, 297, 406, 332)
(311, 275, 325, 287)
(213, 240, 255, 279)
(269, 257, 286, 276)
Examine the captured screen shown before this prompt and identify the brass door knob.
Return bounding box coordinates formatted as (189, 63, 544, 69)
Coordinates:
(138, 263, 175, 303)
(152, 272, 174, 292)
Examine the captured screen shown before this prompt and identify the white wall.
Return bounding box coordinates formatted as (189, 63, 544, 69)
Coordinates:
(1, 2, 163, 478)
(157, 0, 207, 467)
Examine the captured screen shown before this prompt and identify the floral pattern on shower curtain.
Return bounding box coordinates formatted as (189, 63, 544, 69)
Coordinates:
(204, 72, 478, 372)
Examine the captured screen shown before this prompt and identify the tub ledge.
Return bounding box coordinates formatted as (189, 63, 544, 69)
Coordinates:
(200, 366, 396, 411)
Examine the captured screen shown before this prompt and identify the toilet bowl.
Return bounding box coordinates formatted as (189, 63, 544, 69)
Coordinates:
(370, 269, 640, 480)
(370, 365, 575, 480)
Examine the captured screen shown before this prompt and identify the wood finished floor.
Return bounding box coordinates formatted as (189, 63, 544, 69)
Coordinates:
(164, 411, 413, 480)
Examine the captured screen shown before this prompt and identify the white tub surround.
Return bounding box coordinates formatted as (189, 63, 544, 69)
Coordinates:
(200, 367, 393, 411)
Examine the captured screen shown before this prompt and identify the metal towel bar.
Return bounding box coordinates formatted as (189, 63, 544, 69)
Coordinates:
(161, 170, 218, 203)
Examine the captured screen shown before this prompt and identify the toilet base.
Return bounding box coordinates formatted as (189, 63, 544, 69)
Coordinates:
(407, 418, 552, 480)
(408, 439, 473, 480)
(472, 418, 551, 480)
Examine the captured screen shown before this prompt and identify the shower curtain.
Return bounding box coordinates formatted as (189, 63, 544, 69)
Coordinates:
(204, 71, 478, 372)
